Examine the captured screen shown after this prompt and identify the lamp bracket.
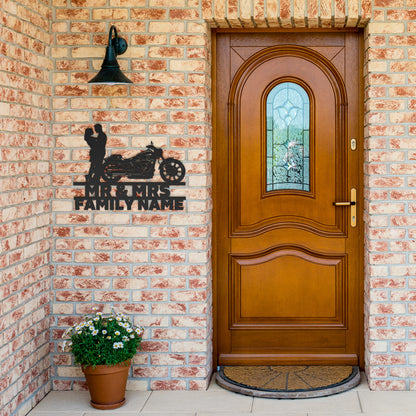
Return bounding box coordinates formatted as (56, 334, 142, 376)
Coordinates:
(115, 37, 128, 55)
(109, 25, 128, 56)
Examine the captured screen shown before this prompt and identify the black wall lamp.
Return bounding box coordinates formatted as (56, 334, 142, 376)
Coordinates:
(89, 25, 132, 84)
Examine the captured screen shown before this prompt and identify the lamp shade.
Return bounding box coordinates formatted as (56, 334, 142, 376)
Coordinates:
(89, 26, 132, 85)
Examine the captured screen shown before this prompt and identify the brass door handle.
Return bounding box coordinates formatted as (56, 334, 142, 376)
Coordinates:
(333, 188, 357, 227)
(333, 201, 356, 206)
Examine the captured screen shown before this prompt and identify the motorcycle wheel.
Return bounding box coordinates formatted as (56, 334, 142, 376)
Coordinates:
(102, 162, 123, 183)
(159, 158, 185, 184)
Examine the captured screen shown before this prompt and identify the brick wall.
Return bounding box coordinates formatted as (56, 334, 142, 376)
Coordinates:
(50, 0, 213, 392)
(0, 0, 53, 415)
(363, 3, 416, 391)
(3, 0, 416, 414)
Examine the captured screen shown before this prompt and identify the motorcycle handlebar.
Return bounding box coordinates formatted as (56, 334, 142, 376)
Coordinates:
(145, 144, 164, 159)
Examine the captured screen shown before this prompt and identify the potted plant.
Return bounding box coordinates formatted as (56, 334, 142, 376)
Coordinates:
(62, 308, 144, 410)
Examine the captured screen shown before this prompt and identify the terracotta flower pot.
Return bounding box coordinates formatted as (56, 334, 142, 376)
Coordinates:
(82, 360, 131, 410)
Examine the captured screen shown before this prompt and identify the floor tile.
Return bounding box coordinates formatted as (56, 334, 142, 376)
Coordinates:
(84, 413, 139, 416)
(197, 413, 254, 416)
(353, 372, 369, 391)
(27, 413, 83, 416)
(252, 391, 361, 414)
(359, 391, 416, 415)
(27, 391, 150, 414)
(307, 414, 363, 416)
(142, 390, 253, 413)
(198, 413, 306, 416)
(139, 413, 195, 416)
(207, 375, 224, 391)
(27, 392, 91, 414)
(360, 414, 414, 416)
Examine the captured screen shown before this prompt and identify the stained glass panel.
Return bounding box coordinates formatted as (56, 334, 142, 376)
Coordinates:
(266, 82, 310, 192)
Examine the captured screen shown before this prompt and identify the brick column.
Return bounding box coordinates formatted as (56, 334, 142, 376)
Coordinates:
(50, 1, 212, 391)
(364, 7, 416, 390)
(0, 0, 53, 414)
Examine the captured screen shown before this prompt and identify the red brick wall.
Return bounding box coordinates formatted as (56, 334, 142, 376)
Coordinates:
(363, 7, 416, 391)
(4, 1, 416, 413)
(50, 0, 212, 392)
(0, 0, 53, 414)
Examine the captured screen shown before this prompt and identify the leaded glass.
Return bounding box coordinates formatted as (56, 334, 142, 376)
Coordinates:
(266, 82, 310, 192)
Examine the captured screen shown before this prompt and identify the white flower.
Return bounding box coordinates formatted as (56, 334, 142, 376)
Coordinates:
(122, 336, 129, 342)
(93, 317, 99, 321)
(102, 330, 107, 335)
(115, 331, 120, 336)
(92, 330, 98, 336)
(116, 317, 122, 321)
(126, 327, 133, 333)
(96, 312, 102, 316)
(113, 342, 123, 349)
(107, 336, 111, 340)
(130, 334, 135, 339)
(135, 326, 144, 336)
(62, 329, 71, 338)
(77, 331, 82, 334)
(89, 326, 95, 331)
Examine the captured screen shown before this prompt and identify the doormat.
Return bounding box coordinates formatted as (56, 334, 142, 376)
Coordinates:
(216, 365, 360, 399)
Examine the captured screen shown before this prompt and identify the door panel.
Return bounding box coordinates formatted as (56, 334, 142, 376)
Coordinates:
(215, 32, 363, 366)
(234, 51, 342, 236)
(233, 250, 344, 322)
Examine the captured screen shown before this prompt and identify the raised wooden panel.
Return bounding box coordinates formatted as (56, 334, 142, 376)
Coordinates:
(231, 248, 346, 328)
(231, 329, 347, 350)
(228, 45, 349, 238)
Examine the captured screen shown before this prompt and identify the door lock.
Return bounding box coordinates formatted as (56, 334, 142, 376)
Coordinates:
(333, 188, 357, 227)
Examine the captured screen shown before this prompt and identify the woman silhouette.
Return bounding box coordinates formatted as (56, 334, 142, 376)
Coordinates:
(85, 124, 107, 182)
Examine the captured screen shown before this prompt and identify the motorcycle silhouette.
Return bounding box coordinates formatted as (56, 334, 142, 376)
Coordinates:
(101, 143, 185, 184)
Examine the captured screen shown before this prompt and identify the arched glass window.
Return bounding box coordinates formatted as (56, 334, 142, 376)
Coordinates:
(266, 82, 310, 192)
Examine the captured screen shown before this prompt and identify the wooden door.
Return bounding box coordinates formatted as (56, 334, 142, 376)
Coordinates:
(214, 32, 363, 366)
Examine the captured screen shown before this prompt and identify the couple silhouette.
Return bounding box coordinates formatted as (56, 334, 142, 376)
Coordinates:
(84, 124, 107, 183)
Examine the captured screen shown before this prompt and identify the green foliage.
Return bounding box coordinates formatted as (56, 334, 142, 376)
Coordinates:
(62, 309, 144, 367)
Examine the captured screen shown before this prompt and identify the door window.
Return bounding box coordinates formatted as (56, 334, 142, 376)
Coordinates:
(266, 82, 310, 192)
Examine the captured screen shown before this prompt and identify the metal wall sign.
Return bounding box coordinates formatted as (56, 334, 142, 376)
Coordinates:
(73, 124, 186, 211)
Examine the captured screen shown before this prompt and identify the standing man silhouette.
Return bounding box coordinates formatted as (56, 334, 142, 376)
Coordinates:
(85, 123, 107, 182)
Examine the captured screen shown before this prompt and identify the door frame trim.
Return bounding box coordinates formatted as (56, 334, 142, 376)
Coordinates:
(212, 29, 365, 369)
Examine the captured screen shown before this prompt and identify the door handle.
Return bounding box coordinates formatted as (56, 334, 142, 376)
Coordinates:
(333, 201, 355, 206)
(333, 188, 357, 227)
